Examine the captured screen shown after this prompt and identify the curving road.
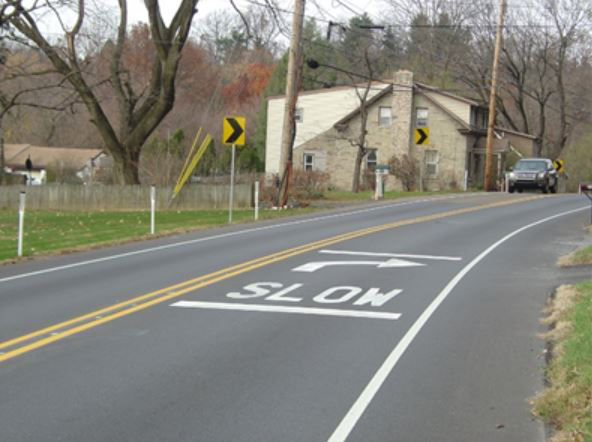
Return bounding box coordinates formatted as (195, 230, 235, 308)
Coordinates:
(0, 193, 589, 442)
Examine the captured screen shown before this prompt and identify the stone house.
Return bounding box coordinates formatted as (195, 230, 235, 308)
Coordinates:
(265, 70, 536, 190)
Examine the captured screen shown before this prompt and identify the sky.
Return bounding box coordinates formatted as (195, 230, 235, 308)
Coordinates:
(121, 0, 383, 27)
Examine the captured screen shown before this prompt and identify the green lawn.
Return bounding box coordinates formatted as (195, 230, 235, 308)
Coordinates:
(534, 281, 592, 441)
(0, 208, 315, 262)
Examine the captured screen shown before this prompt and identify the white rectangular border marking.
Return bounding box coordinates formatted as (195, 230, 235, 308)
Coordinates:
(327, 206, 589, 442)
(171, 301, 401, 320)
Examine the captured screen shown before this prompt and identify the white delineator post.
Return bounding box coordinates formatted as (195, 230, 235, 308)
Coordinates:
(464, 170, 468, 191)
(254, 181, 259, 221)
(17, 191, 25, 257)
(150, 185, 156, 235)
(229, 144, 236, 223)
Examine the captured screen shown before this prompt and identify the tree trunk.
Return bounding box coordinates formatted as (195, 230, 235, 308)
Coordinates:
(352, 147, 365, 192)
(114, 148, 141, 184)
(0, 119, 5, 185)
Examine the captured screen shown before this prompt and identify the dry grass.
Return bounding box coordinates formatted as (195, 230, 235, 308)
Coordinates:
(533, 282, 592, 441)
(557, 246, 592, 267)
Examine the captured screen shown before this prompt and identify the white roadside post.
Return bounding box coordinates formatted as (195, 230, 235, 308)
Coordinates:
(464, 170, 468, 191)
(150, 185, 156, 235)
(229, 143, 236, 224)
(254, 180, 259, 220)
(17, 191, 26, 257)
(374, 171, 381, 201)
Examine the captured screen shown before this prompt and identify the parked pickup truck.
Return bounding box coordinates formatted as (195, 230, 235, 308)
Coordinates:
(507, 158, 558, 194)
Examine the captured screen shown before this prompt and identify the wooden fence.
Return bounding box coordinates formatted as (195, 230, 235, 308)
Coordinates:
(0, 184, 253, 210)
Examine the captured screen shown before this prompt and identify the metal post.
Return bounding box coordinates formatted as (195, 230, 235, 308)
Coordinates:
(229, 144, 236, 223)
(254, 180, 259, 221)
(17, 191, 25, 257)
(150, 185, 156, 235)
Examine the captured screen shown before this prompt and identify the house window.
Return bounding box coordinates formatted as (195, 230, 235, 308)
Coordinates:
(425, 150, 439, 176)
(416, 107, 428, 128)
(366, 149, 377, 171)
(378, 106, 392, 127)
(303, 153, 314, 171)
(471, 107, 488, 129)
(294, 107, 303, 123)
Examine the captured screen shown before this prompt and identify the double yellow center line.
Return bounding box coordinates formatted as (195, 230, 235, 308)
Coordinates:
(0, 195, 542, 362)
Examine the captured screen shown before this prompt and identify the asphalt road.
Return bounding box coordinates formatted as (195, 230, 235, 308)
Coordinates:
(0, 193, 590, 442)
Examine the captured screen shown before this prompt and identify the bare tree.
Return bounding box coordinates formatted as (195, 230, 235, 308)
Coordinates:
(6, 0, 199, 184)
(0, 46, 76, 183)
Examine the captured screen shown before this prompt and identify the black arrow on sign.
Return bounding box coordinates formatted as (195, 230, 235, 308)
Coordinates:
(226, 118, 244, 144)
(417, 128, 428, 145)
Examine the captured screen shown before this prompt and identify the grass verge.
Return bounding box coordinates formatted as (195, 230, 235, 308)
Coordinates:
(0, 191, 460, 263)
(533, 281, 592, 441)
(558, 245, 592, 267)
(0, 208, 316, 263)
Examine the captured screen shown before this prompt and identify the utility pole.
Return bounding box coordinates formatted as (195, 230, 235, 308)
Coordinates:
(484, 0, 506, 191)
(277, 0, 305, 207)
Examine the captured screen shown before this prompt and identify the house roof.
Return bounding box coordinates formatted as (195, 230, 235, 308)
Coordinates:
(334, 85, 393, 128)
(415, 82, 485, 107)
(5, 144, 104, 170)
(267, 81, 389, 101)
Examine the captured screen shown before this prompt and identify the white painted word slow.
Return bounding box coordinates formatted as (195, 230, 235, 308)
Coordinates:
(226, 282, 402, 307)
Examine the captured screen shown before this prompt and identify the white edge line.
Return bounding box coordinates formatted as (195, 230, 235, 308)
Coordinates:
(0, 193, 483, 284)
(327, 205, 589, 442)
(319, 250, 462, 261)
(170, 301, 401, 320)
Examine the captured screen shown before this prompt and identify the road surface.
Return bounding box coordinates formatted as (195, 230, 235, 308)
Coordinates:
(0, 193, 590, 441)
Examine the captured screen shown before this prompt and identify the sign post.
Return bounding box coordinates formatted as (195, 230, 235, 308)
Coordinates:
(223, 117, 246, 223)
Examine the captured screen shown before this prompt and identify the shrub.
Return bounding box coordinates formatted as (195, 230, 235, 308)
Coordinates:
(388, 154, 419, 191)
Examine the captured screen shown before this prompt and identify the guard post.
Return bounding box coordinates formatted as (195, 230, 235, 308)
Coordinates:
(374, 165, 390, 200)
(580, 183, 592, 224)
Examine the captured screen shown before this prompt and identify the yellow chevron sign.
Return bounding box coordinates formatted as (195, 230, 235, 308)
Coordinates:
(223, 117, 246, 146)
(415, 128, 429, 145)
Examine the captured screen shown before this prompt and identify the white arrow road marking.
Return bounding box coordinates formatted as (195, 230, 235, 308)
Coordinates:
(292, 258, 425, 273)
(319, 250, 462, 261)
(170, 301, 401, 320)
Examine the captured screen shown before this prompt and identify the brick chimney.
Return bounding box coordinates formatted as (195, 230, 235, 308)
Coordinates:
(392, 70, 414, 157)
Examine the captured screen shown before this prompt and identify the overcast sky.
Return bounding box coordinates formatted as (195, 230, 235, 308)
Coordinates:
(121, 0, 382, 26)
